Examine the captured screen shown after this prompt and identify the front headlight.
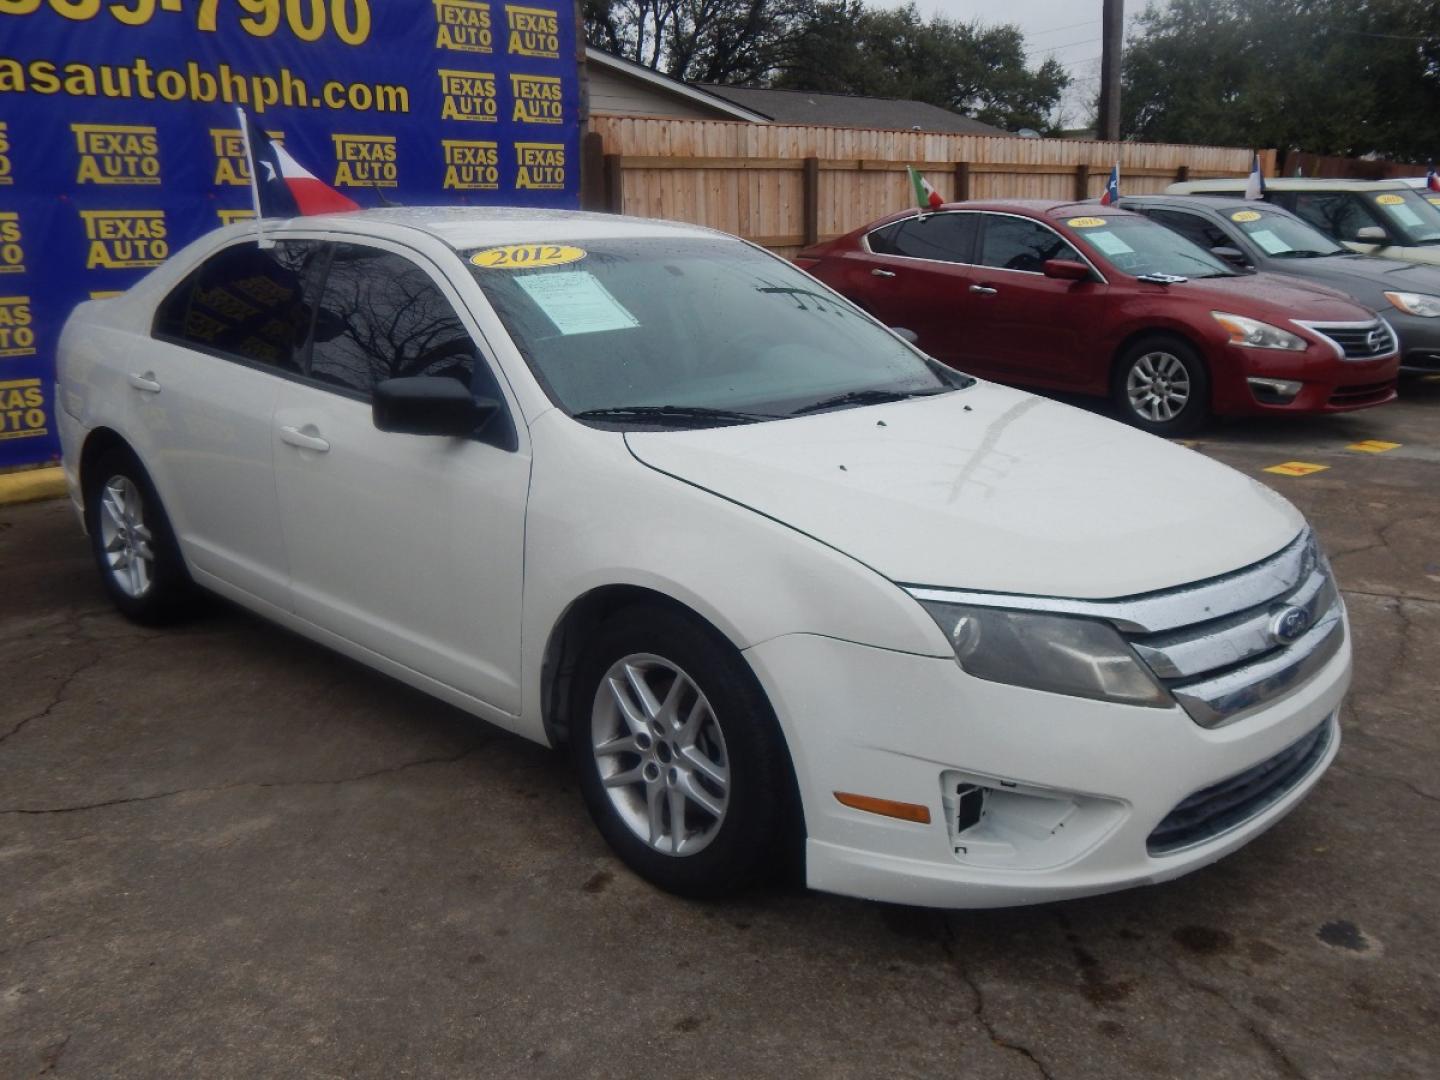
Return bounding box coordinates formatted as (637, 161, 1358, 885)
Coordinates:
(1211, 311, 1308, 351)
(916, 601, 1171, 708)
(1383, 290, 1440, 317)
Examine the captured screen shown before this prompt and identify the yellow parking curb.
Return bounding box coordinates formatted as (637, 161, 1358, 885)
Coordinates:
(1347, 440, 1400, 453)
(0, 466, 67, 506)
(1263, 461, 1329, 477)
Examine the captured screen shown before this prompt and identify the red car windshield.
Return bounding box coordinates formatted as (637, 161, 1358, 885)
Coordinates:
(1064, 215, 1234, 280)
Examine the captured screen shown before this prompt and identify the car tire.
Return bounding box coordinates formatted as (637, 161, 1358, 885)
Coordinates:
(85, 446, 196, 625)
(570, 604, 792, 898)
(1112, 336, 1211, 437)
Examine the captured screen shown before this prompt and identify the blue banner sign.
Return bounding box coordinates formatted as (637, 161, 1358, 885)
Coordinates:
(0, 0, 581, 466)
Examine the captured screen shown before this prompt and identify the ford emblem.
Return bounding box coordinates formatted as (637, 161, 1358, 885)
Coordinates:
(1271, 606, 1312, 644)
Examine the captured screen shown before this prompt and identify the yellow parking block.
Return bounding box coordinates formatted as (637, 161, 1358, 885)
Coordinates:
(0, 466, 67, 506)
(1263, 461, 1329, 477)
(1347, 439, 1401, 453)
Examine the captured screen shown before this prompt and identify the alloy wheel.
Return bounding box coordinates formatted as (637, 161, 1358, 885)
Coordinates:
(1126, 350, 1192, 423)
(591, 653, 730, 856)
(98, 475, 155, 599)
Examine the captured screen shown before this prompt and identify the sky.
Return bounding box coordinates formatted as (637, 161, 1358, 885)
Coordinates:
(870, 0, 1165, 127)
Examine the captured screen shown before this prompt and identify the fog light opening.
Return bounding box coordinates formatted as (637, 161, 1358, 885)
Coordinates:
(1247, 376, 1303, 405)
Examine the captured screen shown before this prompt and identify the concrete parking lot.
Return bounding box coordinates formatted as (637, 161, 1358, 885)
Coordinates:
(3, 384, 1438, 1079)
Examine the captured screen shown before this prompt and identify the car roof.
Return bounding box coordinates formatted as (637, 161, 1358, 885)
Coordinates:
(863, 200, 1142, 231)
(1120, 193, 1297, 215)
(250, 206, 729, 250)
(1170, 177, 1412, 193)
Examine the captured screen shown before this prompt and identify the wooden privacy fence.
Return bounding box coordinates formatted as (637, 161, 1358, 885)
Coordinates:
(582, 117, 1270, 256)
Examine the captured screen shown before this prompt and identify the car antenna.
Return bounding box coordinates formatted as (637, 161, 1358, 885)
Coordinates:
(367, 179, 402, 208)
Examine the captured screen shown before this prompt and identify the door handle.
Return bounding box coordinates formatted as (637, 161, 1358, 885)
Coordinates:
(127, 371, 161, 393)
(871, 268, 896, 278)
(280, 425, 331, 453)
(969, 284, 998, 295)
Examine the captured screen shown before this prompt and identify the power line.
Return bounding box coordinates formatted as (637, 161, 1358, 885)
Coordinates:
(1025, 18, 1100, 39)
(1032, 36, 1103, 57)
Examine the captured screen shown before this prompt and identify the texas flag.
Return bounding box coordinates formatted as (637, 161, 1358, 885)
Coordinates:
(238, 107, 359, 217)
(1428, 160, 1440, 193)
(907, 166, 944, 211)
(1244, 151, 1267, 201)
(1099, 162, 1120, 206)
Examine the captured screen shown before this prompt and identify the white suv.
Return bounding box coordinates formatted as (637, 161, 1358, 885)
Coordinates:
(56, 208, 1350, 907)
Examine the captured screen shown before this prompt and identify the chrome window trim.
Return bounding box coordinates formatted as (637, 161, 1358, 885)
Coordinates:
(903, 529, 1312, 635)
(861, 210, 1109, 285)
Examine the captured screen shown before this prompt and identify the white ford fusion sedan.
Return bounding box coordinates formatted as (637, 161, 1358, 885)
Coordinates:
(56, 208, 1350, 907)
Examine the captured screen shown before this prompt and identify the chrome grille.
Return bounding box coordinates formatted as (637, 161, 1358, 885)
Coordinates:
(1297, 319, 1396, 360)
(1121, 531, 1344, 728)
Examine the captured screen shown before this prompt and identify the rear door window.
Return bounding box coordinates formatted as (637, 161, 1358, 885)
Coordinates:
(869, 213, 979, 263)
(307, 243, 478, 398)
(153, 240, 321, 371)
(977, 216, 1081, 273)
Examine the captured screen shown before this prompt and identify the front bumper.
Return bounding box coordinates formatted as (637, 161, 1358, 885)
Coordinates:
(1216, 347, 1399, 415)
(1386, 311, 1440, 373)
(744, 626, 1349, 909)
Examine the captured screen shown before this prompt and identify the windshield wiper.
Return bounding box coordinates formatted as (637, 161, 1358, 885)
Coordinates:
(1272, 250, 1335, 259)
(571, 404, 778, 426)
(790, 387, 947, 416)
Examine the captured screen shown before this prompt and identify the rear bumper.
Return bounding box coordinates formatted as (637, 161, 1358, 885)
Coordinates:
(745, 627, 1349, 909)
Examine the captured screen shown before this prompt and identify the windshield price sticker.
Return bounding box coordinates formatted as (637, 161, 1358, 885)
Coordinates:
(1249, 228, 1290, 254)
(515, 270, 639, 336)
(1086, 230, 1134, 256)
(470, 244, 586, 269)
(1375, 194, 1405, 205)
(1231, 210, 1262, 222)
(1067, 217, 1107, 228)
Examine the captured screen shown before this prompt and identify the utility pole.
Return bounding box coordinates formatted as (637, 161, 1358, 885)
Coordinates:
(1096, 0, 1123, 141)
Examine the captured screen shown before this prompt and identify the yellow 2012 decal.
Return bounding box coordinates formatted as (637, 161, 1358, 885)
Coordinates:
(1066, 217, 1107, 228)
(1374, 194, 1404, 206)
(470, 244, 586, 269)
(1230, 210, 1262, 222)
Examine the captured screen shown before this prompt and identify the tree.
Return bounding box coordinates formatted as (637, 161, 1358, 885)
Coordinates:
(1121, 0, 1440, 160)
(776, 3, 1070, 132)
(584, 0, 811, 83)
(584, 0, 1070, 131)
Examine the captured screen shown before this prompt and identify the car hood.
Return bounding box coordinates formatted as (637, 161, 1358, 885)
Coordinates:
(1267, 253, 1440, 296)
(1172, 272, 1367, 316)
(625, 383, 1303, 599)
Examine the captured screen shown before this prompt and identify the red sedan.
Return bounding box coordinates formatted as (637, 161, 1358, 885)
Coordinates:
(797, 201, 1399, 435)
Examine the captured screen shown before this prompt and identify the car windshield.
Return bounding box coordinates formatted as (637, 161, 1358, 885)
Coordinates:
(1367, 190, 1440, 245)
(1064, 215, 1233, 279)
(464, 236, 967, 425)
(1227, 208, 1347, 257)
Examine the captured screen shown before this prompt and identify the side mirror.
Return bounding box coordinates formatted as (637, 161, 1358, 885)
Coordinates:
(1354, 225, 1387, 243)
(891, 326, 919, 344)
(1043, 259, 1092, 281)
(1210, 245, 1250, 267)
(373, 376, 497, 438)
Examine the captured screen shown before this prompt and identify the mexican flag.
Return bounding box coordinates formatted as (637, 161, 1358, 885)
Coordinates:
(908, 166, 944, 211)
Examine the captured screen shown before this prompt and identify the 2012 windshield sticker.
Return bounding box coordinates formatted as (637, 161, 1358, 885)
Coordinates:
(470, 244, 584, 269)
(1067, 217, 1106, 228)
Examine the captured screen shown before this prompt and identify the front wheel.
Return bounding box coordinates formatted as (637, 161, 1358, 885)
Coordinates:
(1112, 337, 1211, 437)
(570, 605, 792, 898)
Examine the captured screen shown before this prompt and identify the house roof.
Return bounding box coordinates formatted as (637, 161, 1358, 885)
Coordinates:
(693, 84, 1013, 135)
(584, 48, 770, 122)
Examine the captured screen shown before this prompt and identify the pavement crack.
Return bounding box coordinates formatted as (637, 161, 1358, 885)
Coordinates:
(939, 918, 1055, 1080)
(1331, 761, 1440, 803)
(0, 649, 104, 750)
(1165, 959, 1307, 1080)
(0, 740, 494, 815)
